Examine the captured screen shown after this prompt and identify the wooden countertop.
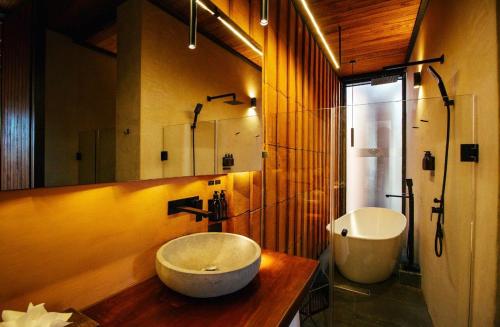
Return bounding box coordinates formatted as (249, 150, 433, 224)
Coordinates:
(83, 250, 319, 327)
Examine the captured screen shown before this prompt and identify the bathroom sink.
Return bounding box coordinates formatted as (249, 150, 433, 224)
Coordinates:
(156, 232, 261, 298)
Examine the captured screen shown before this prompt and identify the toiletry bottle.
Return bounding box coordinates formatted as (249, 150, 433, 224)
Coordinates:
(422, 151, 435, 171)
(213, 191, 221, 221)
(220, 190, 228, 220)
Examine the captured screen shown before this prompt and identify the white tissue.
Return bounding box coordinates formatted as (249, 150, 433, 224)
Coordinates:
(0, 303, 72, 327)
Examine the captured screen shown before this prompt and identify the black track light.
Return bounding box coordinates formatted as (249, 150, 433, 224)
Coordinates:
(260, 0, 269, 26)
(189, 0, 197, 49)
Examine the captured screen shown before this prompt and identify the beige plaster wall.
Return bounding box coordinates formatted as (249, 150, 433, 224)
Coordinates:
(0, 176, 226, 311)
(45, 31, 116, 186)
(407, 0, 499, 325)
(116, 0, 262, 181)
(116, 0, 142, 182)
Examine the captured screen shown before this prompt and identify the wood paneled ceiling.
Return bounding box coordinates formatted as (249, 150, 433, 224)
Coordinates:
(46, 0, 125, 46)
(307, 0, 422, 76)
(39, 0, 262, 66)
(0, 0, 22, 12)
(4, 0, 420, 75)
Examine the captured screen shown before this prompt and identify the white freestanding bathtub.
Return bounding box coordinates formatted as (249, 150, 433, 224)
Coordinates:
(327, 207, 407, 284)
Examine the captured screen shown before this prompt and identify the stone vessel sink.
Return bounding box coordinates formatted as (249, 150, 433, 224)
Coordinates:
(156, 232, 261, 298)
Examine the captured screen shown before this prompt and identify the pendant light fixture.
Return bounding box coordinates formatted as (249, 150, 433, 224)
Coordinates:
(260, 0, 269, 26)
(350, 60, 356, 147)
(189, 0, 197, 49)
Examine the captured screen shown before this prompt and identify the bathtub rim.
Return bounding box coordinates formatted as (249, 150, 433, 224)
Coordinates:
(326, 207, 407, 241)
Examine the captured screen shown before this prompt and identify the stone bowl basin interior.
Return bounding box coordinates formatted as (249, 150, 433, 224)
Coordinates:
(156, 232, 261, 298)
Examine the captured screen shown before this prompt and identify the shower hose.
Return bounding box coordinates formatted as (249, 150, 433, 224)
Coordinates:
(434, 103, 451, 257)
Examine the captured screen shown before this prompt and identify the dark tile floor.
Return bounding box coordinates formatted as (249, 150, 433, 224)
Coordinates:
(302, 272, 433, 327)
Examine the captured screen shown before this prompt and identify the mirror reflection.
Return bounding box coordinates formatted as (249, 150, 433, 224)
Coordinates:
(42, 0, 262, 187)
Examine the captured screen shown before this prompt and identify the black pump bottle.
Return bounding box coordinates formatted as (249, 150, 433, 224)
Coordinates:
(220, 190, 228, 220)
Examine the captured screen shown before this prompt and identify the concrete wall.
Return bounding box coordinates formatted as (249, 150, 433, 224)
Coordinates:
(0, 170, 262, 311)
(407, 0, 499, 325)
(45, 30, 116, 186)
(116, 0, 262, 181)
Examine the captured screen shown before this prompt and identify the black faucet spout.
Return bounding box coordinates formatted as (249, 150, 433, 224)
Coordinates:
(176, 206, 216, 222)
(385, 193, 411, 199)
(168, 196, 216, 222)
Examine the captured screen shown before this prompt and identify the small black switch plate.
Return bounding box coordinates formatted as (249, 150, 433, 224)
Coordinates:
(460, 144, 479, 162)
(161, 151, 168, 161)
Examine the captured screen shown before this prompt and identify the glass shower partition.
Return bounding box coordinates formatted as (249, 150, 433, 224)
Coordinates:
(269, 108, 341, 326)
(333, 95, 476, 326)
(405, 95, 476, 326)
(162, 121, 216, 178)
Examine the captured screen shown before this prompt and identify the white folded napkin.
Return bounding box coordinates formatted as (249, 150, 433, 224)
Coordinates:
(1, 303, 72, 327)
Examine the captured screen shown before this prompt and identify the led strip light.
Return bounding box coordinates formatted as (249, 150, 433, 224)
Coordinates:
(300, 0, 340, 69)
(217, 17, 263, 56)
(196, 0, 215, 15)
(196, 0, 263, 57)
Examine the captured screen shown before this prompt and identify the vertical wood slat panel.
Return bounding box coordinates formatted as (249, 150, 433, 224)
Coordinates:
(260, 0, 341, 259)
(302, 29, 310, 257)
(1, 3, 32, 190)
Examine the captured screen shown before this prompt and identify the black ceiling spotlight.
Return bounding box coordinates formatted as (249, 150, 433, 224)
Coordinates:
(207, 93, 244, 105)
(413, 72, 422, 89)
(189, 0, 197, 49)
(260, 0, 269, 26)
(250, 97, 257, 109)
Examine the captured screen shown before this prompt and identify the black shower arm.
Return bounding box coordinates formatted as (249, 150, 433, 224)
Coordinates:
(383, 55, 444, 71)
(207, 93, 236, 102)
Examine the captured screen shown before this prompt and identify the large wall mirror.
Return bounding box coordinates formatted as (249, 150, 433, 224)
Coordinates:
(0, 0, 263, 190)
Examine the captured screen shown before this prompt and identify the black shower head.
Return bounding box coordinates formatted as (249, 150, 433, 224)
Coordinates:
(192, 103, 203, 129)
(427, 66, 452, 106)
(224, 98, 244, 105)
(371, 74, 399, 86)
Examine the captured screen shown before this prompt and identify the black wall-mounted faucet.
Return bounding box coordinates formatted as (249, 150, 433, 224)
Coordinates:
(168, 196, 215, 222)
(386, 178, 418, 272)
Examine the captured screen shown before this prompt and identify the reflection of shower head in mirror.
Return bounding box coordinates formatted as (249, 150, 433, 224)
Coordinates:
(191, 103, 203, 129)
(207, 93, 243, 105)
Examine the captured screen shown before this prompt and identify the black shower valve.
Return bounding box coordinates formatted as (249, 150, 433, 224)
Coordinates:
(432, 206, 443, 214)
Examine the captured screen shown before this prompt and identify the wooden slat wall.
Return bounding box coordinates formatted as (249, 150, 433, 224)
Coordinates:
(261, 0, 341, 259)
(211, 0, 264, 47)
(1, 3, 33, 190)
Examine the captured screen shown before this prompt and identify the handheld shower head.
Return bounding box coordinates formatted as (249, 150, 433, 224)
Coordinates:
(194, 103, 203, 115)
(427, 66, 452, 106)
(192, 103, 203, 129)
